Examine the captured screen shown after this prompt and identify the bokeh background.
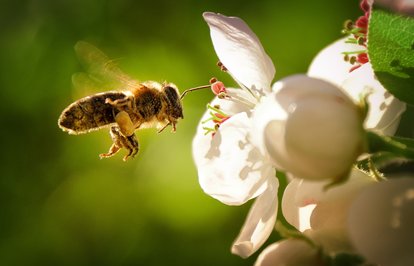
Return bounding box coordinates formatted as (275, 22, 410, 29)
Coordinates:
(1, 1, 412, 265)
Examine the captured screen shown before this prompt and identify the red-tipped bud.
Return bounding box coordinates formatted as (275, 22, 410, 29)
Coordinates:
(357, 53, 369, 64)
(356, 15, 368, 30)
(360, 0, 371, 13)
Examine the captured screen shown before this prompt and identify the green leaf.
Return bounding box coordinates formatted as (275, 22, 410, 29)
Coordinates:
(368, 8, 414, 105)
(367, 131, 414, 159)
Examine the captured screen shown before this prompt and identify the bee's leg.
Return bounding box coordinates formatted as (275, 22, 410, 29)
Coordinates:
(123, 134, 139, 161)
(99, 126, 123, 159)
(115, 111, 140, 160)
(171, 121, 177, 132)
(99, 143, 121, 159)
(99, 126, 139, 161)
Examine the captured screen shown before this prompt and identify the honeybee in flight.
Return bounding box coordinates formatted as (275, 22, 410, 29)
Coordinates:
(58, 41, 208, 161)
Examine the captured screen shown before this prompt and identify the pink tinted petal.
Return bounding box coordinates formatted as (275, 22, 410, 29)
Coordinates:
(348, 177, 414, 265)
(283, 170, 374, 231)
(342, 63, 406, 135)
(308, 37, 362, 87)
(307, 170, 375, 253)
(203, 12, 275, 93)
(232, 178, 278, 258)
(298, 205, 316, 232)
(254, 239, 321, 266)
(281, 178, 302, 229)
(280, 170, 375, 253)
(281, 177, 316, 232)
(304, 228, 354, 254)
(193, 112, 271, 205)
(293, 169, 373, 209)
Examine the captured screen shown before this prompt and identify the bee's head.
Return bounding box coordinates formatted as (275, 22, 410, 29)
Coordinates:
(162, 83, 184, 120)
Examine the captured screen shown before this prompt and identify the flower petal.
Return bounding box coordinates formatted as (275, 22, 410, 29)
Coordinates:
(193, 111, 272, 205)
(283, 169, 374, 234)
(281, 177, 316, 232)
(293, 169, 374, 210)
(307, 37, 406, 135)
(254, 239, 321, 266)
(307, 37, 362, 87)
(232, 177, 278, 258)
(192, 87, 254, 167)
(342, 63, 406, 135)
(251, 91, 287, 164)
(348, 177, 414, 265)
(203, 12, 275, 93)
(291, 169, 375, 253)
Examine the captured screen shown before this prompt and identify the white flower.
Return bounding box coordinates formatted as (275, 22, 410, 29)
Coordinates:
(281, 169, 375, 254)
(192, 12, 278, 258)
(193, 13, 369, 258)
(254, 239, 322, 266)
(348, 177, 414, 265)
(308, 37, 406, 136)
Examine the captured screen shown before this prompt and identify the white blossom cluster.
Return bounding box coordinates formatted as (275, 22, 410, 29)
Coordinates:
(192, 11, 413, 266)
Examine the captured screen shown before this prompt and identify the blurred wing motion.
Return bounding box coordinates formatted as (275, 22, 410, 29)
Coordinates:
(72, 41, 139, 97)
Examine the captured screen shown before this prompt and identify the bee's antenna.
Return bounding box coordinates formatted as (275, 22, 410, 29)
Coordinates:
(180, 84, 211, 100)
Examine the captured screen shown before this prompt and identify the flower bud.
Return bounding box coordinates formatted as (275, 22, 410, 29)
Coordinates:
(258, 75, 365, 181)
(348, 177, 414, 265)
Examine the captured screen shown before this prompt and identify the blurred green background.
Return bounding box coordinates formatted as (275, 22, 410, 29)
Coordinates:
(1, 1, 406, 265)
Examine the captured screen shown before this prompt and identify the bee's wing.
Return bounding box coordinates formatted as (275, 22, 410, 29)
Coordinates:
(71, 72, 110, 99)
(73, 41, 139, 92)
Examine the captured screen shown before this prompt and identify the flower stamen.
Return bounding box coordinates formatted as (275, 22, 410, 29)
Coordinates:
(217, 61, 228, 72)
(202, 104, 231, 135)
(342, 0, 371, 72)
(209, 78, 256, 108)
(210, 78, 228, 96)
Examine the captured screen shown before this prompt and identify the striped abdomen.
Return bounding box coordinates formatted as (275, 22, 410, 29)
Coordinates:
(58, 91, 126, 134)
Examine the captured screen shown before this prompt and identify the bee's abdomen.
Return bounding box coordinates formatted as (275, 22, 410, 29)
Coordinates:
(58, 92, 126, 134)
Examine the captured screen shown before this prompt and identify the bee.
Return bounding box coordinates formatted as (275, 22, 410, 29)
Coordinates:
(58, 41, 208, 161)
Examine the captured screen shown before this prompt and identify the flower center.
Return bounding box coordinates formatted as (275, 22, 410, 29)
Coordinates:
(210, 77, 229, 99)
(202, 104, 231, 136)
(341, 0, 371, 72)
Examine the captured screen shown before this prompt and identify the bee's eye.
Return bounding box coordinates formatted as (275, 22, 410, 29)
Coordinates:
(163, 85, 183, 119)
(164, 86, 179, 102)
